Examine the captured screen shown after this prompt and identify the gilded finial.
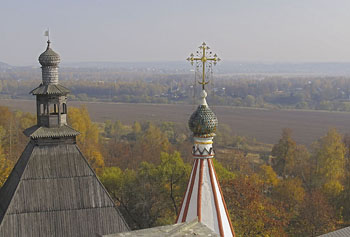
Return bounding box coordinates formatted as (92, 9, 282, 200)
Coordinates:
(187, 42, 220, 90)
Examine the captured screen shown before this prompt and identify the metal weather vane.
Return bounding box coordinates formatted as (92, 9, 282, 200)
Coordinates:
(44, 29, 50, 41)
(187, 42, 221, 90)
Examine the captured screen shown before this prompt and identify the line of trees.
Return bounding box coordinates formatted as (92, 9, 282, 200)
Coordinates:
(3, 69, 350, 111)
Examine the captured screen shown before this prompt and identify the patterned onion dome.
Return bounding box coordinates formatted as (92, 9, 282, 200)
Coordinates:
(189, 91, 218, 136)
(38, 41, 60, 66)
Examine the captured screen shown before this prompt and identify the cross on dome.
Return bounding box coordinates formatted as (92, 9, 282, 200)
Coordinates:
(186, 42, 221, 90)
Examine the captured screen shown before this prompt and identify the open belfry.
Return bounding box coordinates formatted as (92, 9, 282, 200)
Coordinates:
(176, 43, 235, 237)
(0, 40, 129, 236)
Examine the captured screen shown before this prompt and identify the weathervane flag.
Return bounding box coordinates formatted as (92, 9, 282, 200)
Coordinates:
(44, 29, 50, 41)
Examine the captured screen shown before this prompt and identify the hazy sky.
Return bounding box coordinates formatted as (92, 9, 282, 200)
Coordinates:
(2, 0, 350, 65)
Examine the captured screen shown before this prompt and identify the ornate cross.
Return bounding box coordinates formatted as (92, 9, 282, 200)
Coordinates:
(187, 42, 220, 90)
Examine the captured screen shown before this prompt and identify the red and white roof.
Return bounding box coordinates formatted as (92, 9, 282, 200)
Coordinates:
(176, 158, 235, 237)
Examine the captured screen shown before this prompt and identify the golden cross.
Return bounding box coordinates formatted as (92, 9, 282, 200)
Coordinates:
(187, 42, 220, 90)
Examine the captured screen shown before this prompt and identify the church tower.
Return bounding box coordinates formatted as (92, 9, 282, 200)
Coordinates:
(176, 43, 235, 237)
(0, 40, 129, 236)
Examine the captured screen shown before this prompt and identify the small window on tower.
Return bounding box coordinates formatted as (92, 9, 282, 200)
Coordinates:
(40, 104, 44, 115)
(62, 103, 67, 114)
(53, 104, 58, 114)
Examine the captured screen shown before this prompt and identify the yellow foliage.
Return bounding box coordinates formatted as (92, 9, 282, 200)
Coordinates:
(0, 145, 13, 187)
(259, 164, 279, 187)
(132, 121, 141, 134)
(68, 106, 99, 145)
(68, 106, 104, 172)
(323, 180, 344, 196)
(141, 124, 169, 151)
(314, 128, 346, 197)
(84, 146, 105, 174)
(273, 178, 305, 212)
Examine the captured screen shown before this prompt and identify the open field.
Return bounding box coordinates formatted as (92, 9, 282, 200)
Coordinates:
(1, 99, 350, 145)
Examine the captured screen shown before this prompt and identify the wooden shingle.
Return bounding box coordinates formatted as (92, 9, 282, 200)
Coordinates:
(0, 141, 129, 236)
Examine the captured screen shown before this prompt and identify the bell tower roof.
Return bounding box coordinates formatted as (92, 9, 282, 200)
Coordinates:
(38, 40, 61, 66)
(24, 39, 76, 138)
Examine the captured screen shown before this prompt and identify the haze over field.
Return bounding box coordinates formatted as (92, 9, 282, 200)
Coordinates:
(1, 98, 350, 145)
(2, 0, 350, 65)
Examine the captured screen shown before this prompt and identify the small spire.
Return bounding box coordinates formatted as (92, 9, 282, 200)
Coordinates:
(47, 40, 51, 49)
(200, 90, 208, 106)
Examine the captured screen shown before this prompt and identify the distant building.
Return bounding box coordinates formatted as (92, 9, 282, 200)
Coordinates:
(0, 41, 129, 236)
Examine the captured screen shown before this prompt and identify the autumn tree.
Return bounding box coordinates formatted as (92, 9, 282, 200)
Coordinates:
(272, 128, 313, 189)
(258, 164, 279, 193)
(271, 128, 297, 177)
(0, 142, 12, 188)
(0, 106, 35, 187)
(312, 128, 346, 197)
(130, 122, 170, 166)
(272, 177, 306, 229)
(104, 119, 129, 139)
(68, 106, 105, 172)
(294, 191, 337, 236)
(340, 133, 350, 222)
(222, 174, 288, 236)
(0, 106, 35, 162)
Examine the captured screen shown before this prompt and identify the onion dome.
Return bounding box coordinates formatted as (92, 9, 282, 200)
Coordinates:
(38, 40, 60, 66)
(188, 90, 218, 136)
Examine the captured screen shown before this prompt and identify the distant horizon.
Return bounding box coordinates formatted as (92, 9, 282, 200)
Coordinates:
(4, 60, 350, 76)
(6, 60, 350, 68)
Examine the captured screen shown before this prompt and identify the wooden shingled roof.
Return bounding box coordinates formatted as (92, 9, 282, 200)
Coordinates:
(0, 141, 129, 236)
(23, 124, 80, 139)
(318, 226, 350, 237)
(30, 84, 70, 95)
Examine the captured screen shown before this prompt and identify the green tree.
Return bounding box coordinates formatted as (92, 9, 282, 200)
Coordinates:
(272, 128, 297, 177)
(157, 151, 191, 216)
(100, 151, 190, 230)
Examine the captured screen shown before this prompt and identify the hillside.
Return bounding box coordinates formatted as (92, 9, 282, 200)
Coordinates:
(0, 62, 12, 71)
